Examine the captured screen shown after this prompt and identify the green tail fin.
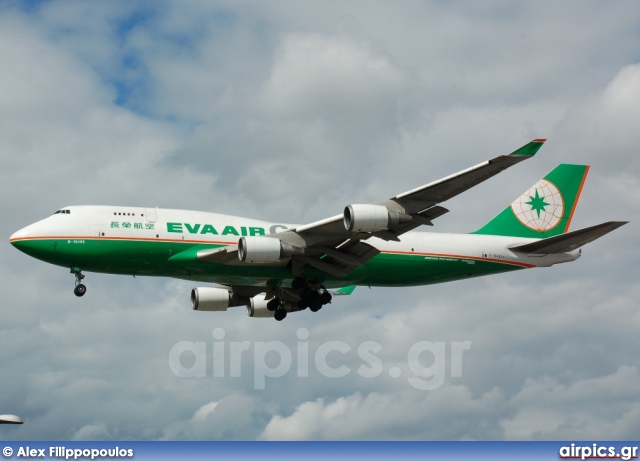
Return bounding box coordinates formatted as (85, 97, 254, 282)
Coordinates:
(473, 164, 590, 238)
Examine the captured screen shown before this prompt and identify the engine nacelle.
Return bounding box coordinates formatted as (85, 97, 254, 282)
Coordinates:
(238, 236, 304, 263)
(343, 204, 412, 232)
(191, 287, 230, 311)
(246, 296, 299, 318)
(246, 297, 274, 318)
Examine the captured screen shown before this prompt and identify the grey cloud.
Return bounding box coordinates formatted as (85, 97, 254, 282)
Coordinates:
(1, 0, 638, 442)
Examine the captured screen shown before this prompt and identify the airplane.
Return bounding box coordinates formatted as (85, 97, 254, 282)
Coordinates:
(10, 139, 627, 321)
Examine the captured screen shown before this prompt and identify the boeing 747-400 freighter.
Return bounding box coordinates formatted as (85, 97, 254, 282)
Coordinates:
(10, 139, 627, 321)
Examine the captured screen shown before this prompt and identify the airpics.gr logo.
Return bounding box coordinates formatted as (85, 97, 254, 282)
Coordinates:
(510, 179, 564, 231)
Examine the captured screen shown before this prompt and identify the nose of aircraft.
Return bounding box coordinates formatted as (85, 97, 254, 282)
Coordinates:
(9, 222, 47, 257)
(10, 226, 30, 249)
(10, 216, 79, 268)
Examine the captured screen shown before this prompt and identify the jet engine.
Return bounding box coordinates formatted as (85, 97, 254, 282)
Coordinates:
(246, 296, 299, 318)
(246, 297, 274, 318)
(238, 236, 304, 263)
(343, 204, 412, 232)
(191, 287, 231, 311)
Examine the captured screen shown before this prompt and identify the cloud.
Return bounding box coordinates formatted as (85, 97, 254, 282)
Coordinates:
(161, 393, 266, 440)
(555, 63, 640, 172)
(501, 365, 640, 439)
(260, 365, 640, 440)
(256, 33, 405, 120)
(1, 0, 639, 442)
(259, 387, 506, 440)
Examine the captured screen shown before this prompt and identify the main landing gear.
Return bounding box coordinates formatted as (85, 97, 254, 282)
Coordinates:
(71, 268, 86, 297)
(267, 277, 333, 321)
(292, 276, 332, 312)
(266, 297, 288, 321)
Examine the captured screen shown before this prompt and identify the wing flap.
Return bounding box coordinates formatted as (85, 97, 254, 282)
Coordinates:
(510, 221, 628, 255)
(297, 256, 350, 278)
(373, 206, 450, 241)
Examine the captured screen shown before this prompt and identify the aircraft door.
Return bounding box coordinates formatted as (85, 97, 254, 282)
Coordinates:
(145, 208, 157, 223)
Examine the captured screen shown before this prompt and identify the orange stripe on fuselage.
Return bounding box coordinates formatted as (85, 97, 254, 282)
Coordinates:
(380, 249, 536, 269)
(9, 235, 237, 246)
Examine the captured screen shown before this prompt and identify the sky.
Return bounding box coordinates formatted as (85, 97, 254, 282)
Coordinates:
(1, 0, 639, 441)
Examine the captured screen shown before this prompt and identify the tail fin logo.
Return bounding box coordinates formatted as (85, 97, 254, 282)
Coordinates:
(511, 179, 564, 232)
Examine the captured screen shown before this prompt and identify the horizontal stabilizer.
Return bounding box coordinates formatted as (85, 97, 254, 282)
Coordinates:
(510, 221, 628, 255)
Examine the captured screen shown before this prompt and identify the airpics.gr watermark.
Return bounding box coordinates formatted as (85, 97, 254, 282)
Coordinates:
(168, 328, 471, 390)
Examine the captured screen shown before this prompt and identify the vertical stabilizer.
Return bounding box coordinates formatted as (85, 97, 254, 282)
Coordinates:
(473, 164, 590, 238)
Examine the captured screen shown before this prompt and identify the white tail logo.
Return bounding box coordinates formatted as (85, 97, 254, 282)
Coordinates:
(511, 179, 564, 231)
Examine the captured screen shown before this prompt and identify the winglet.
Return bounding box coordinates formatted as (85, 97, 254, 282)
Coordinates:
(508, 139, 546, 157)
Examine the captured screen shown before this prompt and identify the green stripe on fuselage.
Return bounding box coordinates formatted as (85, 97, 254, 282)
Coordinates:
(11, 238, 524, 287)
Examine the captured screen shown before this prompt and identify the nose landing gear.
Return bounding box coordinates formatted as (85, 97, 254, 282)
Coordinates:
(71, 268, 86, 297)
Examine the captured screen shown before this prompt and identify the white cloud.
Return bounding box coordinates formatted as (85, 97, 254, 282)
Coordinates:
(501, 366, 640, 439)
(73, 422, 111, 441)
(256, 33, 405, 120)
(261, 365, 640, 440)
(191, 400, 219, 423)
(260, 386, 506, 440)
(1, 0, 639, 442)
(555, 63, 640, 171)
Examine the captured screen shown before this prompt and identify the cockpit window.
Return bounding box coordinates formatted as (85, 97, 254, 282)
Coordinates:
(53, 210, 71, 215)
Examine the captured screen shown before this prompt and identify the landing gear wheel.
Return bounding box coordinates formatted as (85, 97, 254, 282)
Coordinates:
(74, 284, 87, 297)
(319, 290, 332, 305)
(274, 309, 287, 321)
(267, 298, 281, 312)
(297, 299, 310, 310)
(300, 287, 314, 301)
(71, 268, 86, 297)
(310, 300, 323, 312)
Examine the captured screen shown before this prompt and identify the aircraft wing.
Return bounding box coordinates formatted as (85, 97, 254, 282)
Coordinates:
(380, 139, 547, 212)
(286, 139, 545, 240)
(270, 139, 545, 276)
